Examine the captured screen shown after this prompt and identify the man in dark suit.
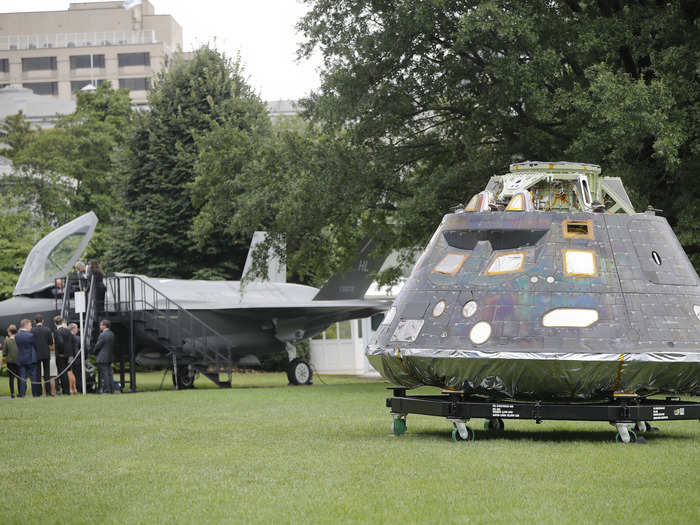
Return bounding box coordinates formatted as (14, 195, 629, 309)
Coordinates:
(93, 319, 115, 394)
(53, 315, 72, 395)
(67, 261, 88, 294)
(15, 319, 38, 398)
(31, 315, 53, 396)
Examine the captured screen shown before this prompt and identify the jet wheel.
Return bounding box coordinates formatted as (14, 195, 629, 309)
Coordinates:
(173, 366, 196, 389)
(288, 358, 313, 385)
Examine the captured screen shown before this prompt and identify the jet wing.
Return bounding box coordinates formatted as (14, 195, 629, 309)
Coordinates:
(14, 211, 98, 295)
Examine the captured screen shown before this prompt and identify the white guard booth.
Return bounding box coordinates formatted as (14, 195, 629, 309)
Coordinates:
(309, 280, 404, 377)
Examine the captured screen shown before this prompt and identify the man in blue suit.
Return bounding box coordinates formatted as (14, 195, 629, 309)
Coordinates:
(15, 318, 38, 398)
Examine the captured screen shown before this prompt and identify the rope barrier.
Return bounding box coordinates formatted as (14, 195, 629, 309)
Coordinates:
(4, 346, 87, 386)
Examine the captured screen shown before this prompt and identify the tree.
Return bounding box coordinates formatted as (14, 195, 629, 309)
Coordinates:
(108, 46, 271, 279)
(0, 110, 34, 161)
(0, 204, 49, 300)
(1, 83, 134, 232)
(266, 0, 699, 274)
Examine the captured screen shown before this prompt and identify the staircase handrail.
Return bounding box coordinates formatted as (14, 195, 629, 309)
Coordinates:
(83, 274, 97, 348)
(107, 274, 233, 365)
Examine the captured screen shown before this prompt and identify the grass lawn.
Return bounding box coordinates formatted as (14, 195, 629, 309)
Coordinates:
(0, 372, 698, 524)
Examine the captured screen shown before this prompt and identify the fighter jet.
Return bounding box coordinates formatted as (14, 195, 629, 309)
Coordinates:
(0, 212, 387, 387)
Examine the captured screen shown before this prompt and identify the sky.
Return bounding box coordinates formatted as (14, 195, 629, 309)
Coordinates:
(1, 0, 323, 101)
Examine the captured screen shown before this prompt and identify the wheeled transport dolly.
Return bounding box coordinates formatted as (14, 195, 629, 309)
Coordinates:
(386, 388, 700, 443)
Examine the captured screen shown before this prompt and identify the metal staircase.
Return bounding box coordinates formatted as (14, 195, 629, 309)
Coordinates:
(104, 275, 235, 388)
(60, 274, 235, 390)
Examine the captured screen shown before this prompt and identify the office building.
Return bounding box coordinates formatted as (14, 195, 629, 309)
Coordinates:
(0, 1, 182, 105)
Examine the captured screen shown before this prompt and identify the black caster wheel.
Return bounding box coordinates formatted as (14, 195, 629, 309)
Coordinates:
(288, 358, 313, 385)
(484, 418, 504, 431)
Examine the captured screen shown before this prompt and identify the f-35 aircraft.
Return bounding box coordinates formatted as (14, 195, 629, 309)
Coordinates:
(0, 212, 387, 387)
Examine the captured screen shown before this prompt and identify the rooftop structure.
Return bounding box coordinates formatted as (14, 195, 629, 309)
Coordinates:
(0, 84, 75, 127)
(0, 1, 182, 106)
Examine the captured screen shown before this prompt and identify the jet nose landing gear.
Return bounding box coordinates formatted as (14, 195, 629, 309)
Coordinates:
(288, 358, 313, 385)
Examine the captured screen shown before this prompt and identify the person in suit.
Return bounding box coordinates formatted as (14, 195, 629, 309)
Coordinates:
(53, 315, 73, 395)
(93, 319, 115, 394)
(15, 319, 38, 398)
(68, 261, 88, 295)
(31, 315, 53, 397)
(2, 324, 19, 398)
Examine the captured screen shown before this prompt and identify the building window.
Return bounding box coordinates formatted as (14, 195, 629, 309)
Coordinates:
(22, 57, 57, 72)
(118, 52, 150, 67)
(119, 77, 150, 91)
(23, 82, 58, 96)
(71, 80, 104, 92)
(0, 59, 8, 73)
(69, 54, 105, 69)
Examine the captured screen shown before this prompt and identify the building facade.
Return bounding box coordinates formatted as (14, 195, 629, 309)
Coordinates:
(0, 1, 181, 105)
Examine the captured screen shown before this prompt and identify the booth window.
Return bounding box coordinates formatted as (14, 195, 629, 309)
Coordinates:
(563, 249, 597, 276)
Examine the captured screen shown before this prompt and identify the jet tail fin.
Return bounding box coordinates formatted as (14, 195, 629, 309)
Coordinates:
(242, 232, 286, 283)
(313, 237, 386, 301)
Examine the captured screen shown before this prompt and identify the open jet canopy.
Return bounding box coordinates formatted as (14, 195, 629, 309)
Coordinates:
(14, 211, 98, 296)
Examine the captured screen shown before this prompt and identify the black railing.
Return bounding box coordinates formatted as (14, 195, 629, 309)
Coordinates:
(104, 275, 233, 368)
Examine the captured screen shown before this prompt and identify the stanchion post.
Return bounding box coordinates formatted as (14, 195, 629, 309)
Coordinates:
(75, 291, 87, 395)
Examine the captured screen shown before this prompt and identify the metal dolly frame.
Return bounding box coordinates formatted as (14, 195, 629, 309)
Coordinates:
(386, 388, 700, 443)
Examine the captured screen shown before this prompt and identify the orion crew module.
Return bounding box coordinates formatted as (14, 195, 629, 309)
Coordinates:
(368, 161, 699, 441)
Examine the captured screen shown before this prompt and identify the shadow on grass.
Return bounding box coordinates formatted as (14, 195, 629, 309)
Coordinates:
(393, 428, 696, 444)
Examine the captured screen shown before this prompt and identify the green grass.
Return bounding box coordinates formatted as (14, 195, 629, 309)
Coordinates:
(1, 373, 698, 524)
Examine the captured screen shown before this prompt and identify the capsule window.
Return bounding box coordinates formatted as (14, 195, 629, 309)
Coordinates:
(651, 251, 662, 266)
(543, 308, 599, 327)
(563, 249, 597, 276)
(563, 220, 594, 239)
(485, 252, 525, 275)
(432, 300, 446, 317)
(433, 253, 467, 275)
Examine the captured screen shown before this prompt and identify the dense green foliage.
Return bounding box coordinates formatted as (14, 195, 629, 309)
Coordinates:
(200, 0, 699, 279)
(108, 47, 270, 280)
(0, 207, 48, 299)
(0, 376, 698, 524)
(0, 84, 134, 298)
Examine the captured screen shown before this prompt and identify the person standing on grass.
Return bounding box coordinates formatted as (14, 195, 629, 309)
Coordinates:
(93, 319, 115, 394)
(15, 319, 38, 398)
(53, 316, 74, 396)
(69, 323, 81, 393)
(31, 315, 53, 397)
(2, 325, 20, 398)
